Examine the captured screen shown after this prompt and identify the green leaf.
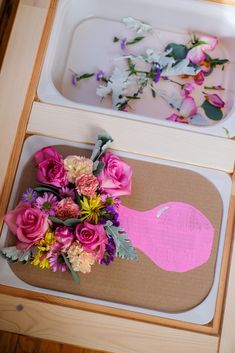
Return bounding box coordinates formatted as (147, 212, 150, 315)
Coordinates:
(61, 253, 80, 285)
(49, 216, 65, 225)
(105, 223, 137, 260)
(151, 88, 156, 98)
(201, 100, 223, 120)
(77, 73, 94, 81)
(34, 186, 60, 198)
(113, 36, 119, 42)
(0, 246, 32, 263)
(165, 43, 188, 61)
(126, 95, 141, 100)
(127, 58, 137, 75)
(126, 36, 145, 45)
(64, 218, 82, 227)
(93, 160, 106, 176)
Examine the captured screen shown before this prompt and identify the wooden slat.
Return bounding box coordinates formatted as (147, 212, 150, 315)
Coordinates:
(0, 331, 18, 353)
(28, 102, 235, 173)
(0, 293, 219, 353)
(0, 1, 50, 196)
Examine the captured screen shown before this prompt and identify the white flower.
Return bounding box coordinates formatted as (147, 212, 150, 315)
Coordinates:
(155, 88, 183, 109)
(96, 67, 131, 109)
(122, 17, 152, 34)
(162, 58, 199, 76)
(140, 49, 175, 68)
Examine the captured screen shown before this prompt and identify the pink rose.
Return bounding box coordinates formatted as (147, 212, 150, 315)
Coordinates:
(54, 226, 74, 251)
(56, 197, 80, 219)
(75, 222, 107, 262)
(4, 202, 48, 249)
(35, 146, 68, 187)
(76, 174, 99, 198)
(97, 152, 132, 197)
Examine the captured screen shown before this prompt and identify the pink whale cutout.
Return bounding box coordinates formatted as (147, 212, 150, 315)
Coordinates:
(119, 202, 214, 272)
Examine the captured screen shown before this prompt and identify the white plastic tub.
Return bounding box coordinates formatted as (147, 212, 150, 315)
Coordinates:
(0, 135, 231, 325)
(38, 0, 235, 137)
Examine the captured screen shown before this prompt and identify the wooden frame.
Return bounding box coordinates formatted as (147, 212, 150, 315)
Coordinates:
(1, 1, 235, 352)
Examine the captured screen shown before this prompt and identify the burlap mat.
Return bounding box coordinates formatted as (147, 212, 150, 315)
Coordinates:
(8, 145, 223, 313)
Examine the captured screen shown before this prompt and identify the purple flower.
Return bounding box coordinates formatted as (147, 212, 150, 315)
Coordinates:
(153, 67, 161, 84)
(96, 70, 104, 81)
(35, 192, 58, 216)
(21, 188, 38, 203)
(205, 93, 225, 108)
(120, 38, 127, 50)
(71, 73, 78, 86)
(48, 252, 67, 272)
(59, 186, 75, 200)
(105, 205, 119, 226)
(101, 236, 116, 265)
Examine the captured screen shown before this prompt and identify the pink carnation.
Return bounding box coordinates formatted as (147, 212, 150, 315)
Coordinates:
(64, 156, 93, 183)
(56, 198, 80, 219)
(76, 174, 99, 198)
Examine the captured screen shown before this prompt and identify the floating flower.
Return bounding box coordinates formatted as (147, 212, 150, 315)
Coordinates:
(166, 96, 197, 124)
(181, 82, 195, 97)
(122, 17, 152, 34)
(75, 222, 107, 262)
(80, 195, 104, 224)
(97, 152, 132, 197)
(153, 67, 161, 84)
(35, 192, 58, 216)
(120, 37, 127, 50)
(64, 156, 93, 183)
(35, 146, 68, 187)
(187, 35, 218, 65)
(204, 93, 225, 108)
(56, 197, 80, 219)
(21, 188, 38, 203)
(76, 174, 99, 198)
(194, 71, 205, 85)
(96, 70, 104, 81)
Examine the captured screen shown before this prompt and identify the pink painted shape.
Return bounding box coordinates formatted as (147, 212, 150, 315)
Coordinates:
(119, 202, 214, 272)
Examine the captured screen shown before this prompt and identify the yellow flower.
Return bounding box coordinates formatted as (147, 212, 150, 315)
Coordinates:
(31, 250, 50, 269)
(80, 195, 104, 224)
(37, 230, 55, 251)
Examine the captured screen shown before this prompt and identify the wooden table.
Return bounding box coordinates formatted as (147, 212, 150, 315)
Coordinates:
(0, 1, 235, 352)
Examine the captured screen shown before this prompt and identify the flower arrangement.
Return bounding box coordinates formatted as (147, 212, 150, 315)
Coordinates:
(1, 134, 137, 284)
(71, 17, 229, 126)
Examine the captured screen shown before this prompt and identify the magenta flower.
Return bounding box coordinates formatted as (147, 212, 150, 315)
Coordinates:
(187, 35, 218, 64)
(194, 71, 205, 86)
(97, 152, 132, 197)
(35, 146, 68, 187)
(166, 96, 197, 124)
(21, 188, 38, 203)
(48, 251, 67, 272)
(75, 222, 107, 262)
(76, 174, 99, 198)
(35, 192, 58, 216)
(181, 82, 195, 97)
(120, 38, 127, 50)
(56, 197, 80, 219)
(205, 93, 225, 108)
(4, 202, 48, 250)
(55, 226, 74, 251)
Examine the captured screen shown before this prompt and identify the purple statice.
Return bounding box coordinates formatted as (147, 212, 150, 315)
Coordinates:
(106, 205, 119, 226)
(96, 70, 104, 81)
(71, 73, 78, 86)
(153, 67, 161, 83)
(35, 192, 58, 216)
(101, 236, 116, 265)
(120, 38, 127, 50)
(59, 186, 75, 200)
(21, 188, 38, 203)
(48, 252, 67, 272)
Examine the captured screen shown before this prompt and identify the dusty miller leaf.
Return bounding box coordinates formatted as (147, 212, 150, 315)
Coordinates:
(0, 246, 32, 262)
(105, 223, 137, 260)
(90, 133, 113, 162)
(61, 253, 80, 284)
